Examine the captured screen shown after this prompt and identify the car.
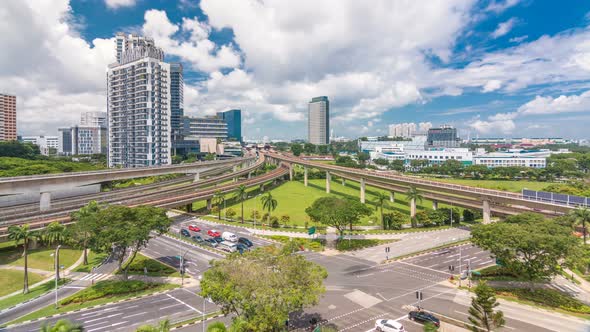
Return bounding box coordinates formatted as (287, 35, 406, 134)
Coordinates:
(222, 231, 238, 242)
(408, 311, 440, 327)
(207, 230, 221, 237)
(218, 241, 238, 253)
(212, 236, 224, 244)
(236, 243, 249, 252)
(204, 238, 218, 247)
(180, 229, 190, 237)
(375, 319, 404, 332)
(188, 225, 201, 232)
(191, 235, 203, 243)
(238, 237, 253, 247)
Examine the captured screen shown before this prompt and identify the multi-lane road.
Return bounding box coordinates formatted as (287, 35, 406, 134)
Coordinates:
(3, 218, 589, 332)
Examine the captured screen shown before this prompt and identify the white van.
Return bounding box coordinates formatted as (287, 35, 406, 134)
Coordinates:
(222, 231, 238, 242)
(219, 241, 237, 253)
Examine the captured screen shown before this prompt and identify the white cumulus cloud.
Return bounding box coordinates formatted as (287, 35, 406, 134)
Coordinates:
(104, 0, 136, 9)
(491, 17, 518, 39)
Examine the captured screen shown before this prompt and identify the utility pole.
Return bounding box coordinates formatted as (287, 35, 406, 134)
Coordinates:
(54, 245, 61, 309)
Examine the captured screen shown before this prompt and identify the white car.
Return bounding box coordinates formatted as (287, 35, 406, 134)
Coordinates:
(375, 319, 404, 332)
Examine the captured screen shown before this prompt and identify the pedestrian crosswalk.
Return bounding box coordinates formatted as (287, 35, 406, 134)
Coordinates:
(78, 273, 112, 281)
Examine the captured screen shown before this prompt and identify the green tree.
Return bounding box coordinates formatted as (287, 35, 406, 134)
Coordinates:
(40, 319, 83, 332)
(207, 321, 227, 332)
(261, 192, 278, 219)
(290, 144, 303, 156)
(200, 247, 327, 331)
(233, 185, 248, 224)
(306, 197, 372, 235)
(250, 209, 260, 226)
(303, 143, 316, 154)
(373, 192, 390, 229)
(280, 215, 291, 227)
(383, 211, 406, 230)
(205, 153, 216, 161)
(213, 191, 226, 220)
(406, 186, 423, 223)
(570, 207, 590, 245)
(88, 205, 171, 279)
(44, 221, 66, 280)
(357, 152, 370, 166)
(8, 224, 39, 294)
(136, 319, 171, 332)
(225, 208, 237, 220)
(471, 217, 580, 288)
(70, 200, 102, 266)
(415, 211, 432, 227)
(427, 209, 447, 226)
(468, 281, 505, 332)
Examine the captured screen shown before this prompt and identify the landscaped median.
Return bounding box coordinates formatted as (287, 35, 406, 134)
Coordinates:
(3, 280, 178, 327)
(493, 287, 590, 318)
(259, 235, 398, 252)
(381, 239, 472, 263)
(117, 253, 182, 278)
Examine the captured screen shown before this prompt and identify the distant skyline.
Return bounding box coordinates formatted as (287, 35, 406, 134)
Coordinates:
(2, 0, 590, 139)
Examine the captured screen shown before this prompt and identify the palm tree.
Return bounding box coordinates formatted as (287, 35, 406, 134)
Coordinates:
(373, 192, 390, 230)
(44, 221, 66, 280)
(234, 185, 248, 224)
(261, 192, 278, 221)
(570, 207, 590, 245)
(250, 209, 261, 226)
(8, 224, 39, 294)
(212, 191, 226, 220)
(40, 319, 83, 332)
(405, 185, 423, 226)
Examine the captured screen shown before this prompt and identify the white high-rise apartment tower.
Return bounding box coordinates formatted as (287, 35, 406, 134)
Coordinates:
(80, 111, 107, 127)
(107, 33, 171, 168)
(308, 96, 330, 145)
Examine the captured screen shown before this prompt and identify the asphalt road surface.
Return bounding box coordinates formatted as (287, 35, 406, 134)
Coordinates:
(4, 287, 218, 332)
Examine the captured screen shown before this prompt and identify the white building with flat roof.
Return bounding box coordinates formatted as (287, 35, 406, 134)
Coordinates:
(21, 136, 59, 155)
(308, 96, 330, 145)
(473, 150, 547, 168)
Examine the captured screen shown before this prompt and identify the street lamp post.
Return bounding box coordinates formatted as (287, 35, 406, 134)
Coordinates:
(54, 245, 61, 309)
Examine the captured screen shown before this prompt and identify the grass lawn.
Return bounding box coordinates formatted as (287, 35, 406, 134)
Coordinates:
(200, 215, 317, 233)
(72, 251, 108, 273)
(0, 246, 82, 272)
(117, 253, 182, 278)
(216, 178, 452, 228)
(5, 280, 178, 326)
(422, 177, 551, 193)
(0, 269, 44, 297)
(0, 279, 68, 311)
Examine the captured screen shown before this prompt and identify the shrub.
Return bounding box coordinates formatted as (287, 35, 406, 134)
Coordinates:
(61, 280, 159, 305)
(270, 216, 280, 228)
(494, 288, 590, 314)
(225, 208, 237, 220)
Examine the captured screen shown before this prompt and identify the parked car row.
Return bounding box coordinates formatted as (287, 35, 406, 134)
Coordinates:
(179, 224, 255, 254)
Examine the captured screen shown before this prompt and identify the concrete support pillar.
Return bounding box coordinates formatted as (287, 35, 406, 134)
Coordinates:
(206, 199, 212, 210)
(389, 191, 395, 203)
(193, 172, 200, 183)
(40, 192, 51, 211)
(432, 200, 438, 210)
(410, 199, 416, 218)
(233, 177, 238, 183)
(260, 184, 265, 192)
(233, 165, 238, 173)
(341, 178, 346, 186)
(186, 203, 193, 213)
(248, 172, 252, 179)
(360, 178, 366, 203)
(326, 171, 331, 193)
(304, 167, 308, 187)
(289, 164, 293, 181)
(483, 199, 491, 224)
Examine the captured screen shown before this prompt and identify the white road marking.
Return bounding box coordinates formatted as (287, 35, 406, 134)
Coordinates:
(159, 302, 183, 310)
(166, 293, 202, 313)
(125, 311, 147, 318)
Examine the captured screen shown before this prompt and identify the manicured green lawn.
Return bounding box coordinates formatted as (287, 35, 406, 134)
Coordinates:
(0, 246, 82, 272)
(0, 279, 68, 311)
(494, 288, 590, 317)
(217, 178, 450, 227)
(117, 253, 182, 278)
(72, 251, 108, 273)
(0, 269, 44, 297)
(6, 280, 178, 326)
(422, 177, 551, 193)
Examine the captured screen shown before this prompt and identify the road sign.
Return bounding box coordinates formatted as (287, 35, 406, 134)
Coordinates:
(415, 291, 423, 300)
(308, 226, 316, 235)
(448, 265, 455, 272)
(385, 247, 390, 253)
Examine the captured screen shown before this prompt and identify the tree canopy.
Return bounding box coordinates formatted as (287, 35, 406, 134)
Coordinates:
(305, 197, 372, 235)
(471, 215, 580, 286)
(87, 205, 171, 278)
(200, 246, 327, 331)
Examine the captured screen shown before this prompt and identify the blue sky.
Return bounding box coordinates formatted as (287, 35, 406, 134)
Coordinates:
(2, 0, 590, 140)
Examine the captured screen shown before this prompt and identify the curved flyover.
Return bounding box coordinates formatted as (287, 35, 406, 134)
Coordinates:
(266, 152, 574, 221)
